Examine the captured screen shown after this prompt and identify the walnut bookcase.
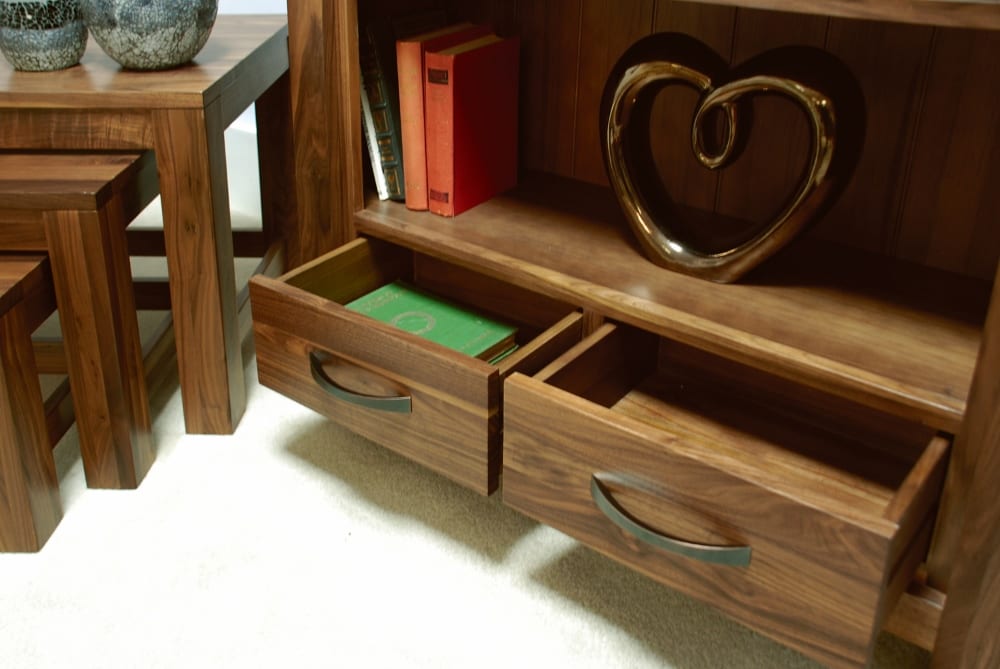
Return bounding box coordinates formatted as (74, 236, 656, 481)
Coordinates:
(282, 0, 1000, 666)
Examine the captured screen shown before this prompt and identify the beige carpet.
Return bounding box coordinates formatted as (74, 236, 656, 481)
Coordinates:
(0, 345, 931, 669)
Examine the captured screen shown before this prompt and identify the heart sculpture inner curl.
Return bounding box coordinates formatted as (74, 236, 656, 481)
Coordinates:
(600, 33, 865, 283)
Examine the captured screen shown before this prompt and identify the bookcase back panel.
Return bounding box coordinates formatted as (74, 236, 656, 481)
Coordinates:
(439, 0, 1000, 280)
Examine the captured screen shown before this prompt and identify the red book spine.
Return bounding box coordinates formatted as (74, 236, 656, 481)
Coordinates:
(424, 51, 457, 216)
(424, 35, 519, 217)
(397, 24, 491, 211)
(397, 39, 427, 210)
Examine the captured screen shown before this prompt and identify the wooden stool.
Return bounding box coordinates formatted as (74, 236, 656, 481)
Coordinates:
(0, 254, 61, 551)
(0, 152, 159, 490)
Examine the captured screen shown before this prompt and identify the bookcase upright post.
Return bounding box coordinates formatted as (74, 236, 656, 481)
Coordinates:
(285, 0, 364, 267)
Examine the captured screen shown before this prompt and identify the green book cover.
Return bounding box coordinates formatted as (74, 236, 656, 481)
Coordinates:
(346, 280, 517, 360)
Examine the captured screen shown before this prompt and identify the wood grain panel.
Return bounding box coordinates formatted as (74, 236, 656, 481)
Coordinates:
(502, 356, 944, 668)
(0, 153, 158, 490)
(646, 2, 737, 210)
(895, 27, 1000, 281)
(0, 110, 153, 149)
(816, 19, 933, 254)
(884, 582, 944, 651)
(931, 260, 1000, 666)
(255, 319, 501, 494)
(286, 0, 335, 263)
(0, 263, 61, 552)
(928, 266, 1000, 591)
(152, 105, 244, 434)
(516, 0, 583, 175)
(44, 209, 152, 489)
(572, 0, 655, 184)
(672, 0, 1000, 30)
(288, 0, 362, 265)
(357, 180, 988, 432)
(448, 0, 517, 32)
(714, 9, 828, 224)
(255, 72, 298, 267)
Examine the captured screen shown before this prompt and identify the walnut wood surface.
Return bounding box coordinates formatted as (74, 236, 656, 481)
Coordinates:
(501, 324, 947, 666)
(290, 1, 1000, 664)
(250, 238, 582, 494)
(931, 260, 1000, 668)
(43, 207, 153, 489)
(357, 177, 988, 433)
(689, 0, 1000, 29)
(507, 1, 1000, 280)
(884, 582, 945, 651)
(0, 17, 286, 110)
(0, 15, 291, 435)
(286, 1, 363, 265)
(0, 256, 61, 552)
(0, 153, 144, 210)
(895, 28, 1000, 282)
(256, 73, 299, 265)
(0, 152, 158, 489)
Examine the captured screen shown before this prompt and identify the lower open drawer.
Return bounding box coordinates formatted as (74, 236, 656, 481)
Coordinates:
(502, 322, 948, 668)
(249, 237, 583, 494)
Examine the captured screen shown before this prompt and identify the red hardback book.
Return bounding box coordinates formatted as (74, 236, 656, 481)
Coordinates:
(396, 22, 492, 211)
(424, 34, 519, 217)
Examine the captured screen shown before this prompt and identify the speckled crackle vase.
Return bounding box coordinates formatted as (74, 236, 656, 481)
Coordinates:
(0, 0, 88, 71)
(79, 0, 217, 70)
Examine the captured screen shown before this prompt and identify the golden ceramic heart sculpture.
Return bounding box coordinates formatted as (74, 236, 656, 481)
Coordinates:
(601, 33, 865, 283)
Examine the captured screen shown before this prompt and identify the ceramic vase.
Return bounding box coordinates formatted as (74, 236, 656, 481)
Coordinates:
(79, 0, 217, 70)
(0, 0, 88, 71)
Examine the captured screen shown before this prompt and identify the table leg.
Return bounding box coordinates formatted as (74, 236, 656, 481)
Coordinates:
(153, 105, 245, 434)
(44, 205, 154, 488)
(256, 71, 298, 266)
(0, 299, 61, 551)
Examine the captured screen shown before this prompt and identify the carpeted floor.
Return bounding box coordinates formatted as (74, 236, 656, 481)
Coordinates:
(0, 348, 931, 669)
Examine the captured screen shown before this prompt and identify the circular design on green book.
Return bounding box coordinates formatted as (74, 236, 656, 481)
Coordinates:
(390, 311, 436, 336)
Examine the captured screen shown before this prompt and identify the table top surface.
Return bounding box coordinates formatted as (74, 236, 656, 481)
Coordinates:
(0, 14, 288, 110)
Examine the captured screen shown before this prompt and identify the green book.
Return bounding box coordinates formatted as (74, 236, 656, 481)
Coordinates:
(346, 280, 518, 361)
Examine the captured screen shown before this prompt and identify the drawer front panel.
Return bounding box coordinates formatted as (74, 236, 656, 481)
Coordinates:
(502, 373, 902, 669)
(256, 322, 498, 493)
(251, 278, 500, 494)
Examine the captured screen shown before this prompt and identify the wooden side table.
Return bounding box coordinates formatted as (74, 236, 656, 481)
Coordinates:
(0, 151, 159, 490)
(0, 14, 296, 435)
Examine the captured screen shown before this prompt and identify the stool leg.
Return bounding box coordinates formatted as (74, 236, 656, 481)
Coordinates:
(44, 205, 153, 489)
(0, 302, 61, 551)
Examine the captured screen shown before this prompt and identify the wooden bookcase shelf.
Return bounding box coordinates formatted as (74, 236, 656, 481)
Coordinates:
(281, 0, 1000, 666)
(666, 0, 1000, 30)
(357, 173, 989, 434)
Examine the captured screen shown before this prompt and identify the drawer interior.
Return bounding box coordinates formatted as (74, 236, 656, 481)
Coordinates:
(536, 322, 948, 527)
(284, 236, 578, 370)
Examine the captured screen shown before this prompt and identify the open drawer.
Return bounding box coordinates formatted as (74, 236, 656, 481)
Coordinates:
(249, 237, 583, 494)
(502, 322, 949, 668)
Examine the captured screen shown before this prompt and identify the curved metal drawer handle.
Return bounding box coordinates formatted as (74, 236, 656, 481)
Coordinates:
(591, 475, 751, 567)
(308, 352, 412, 413)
